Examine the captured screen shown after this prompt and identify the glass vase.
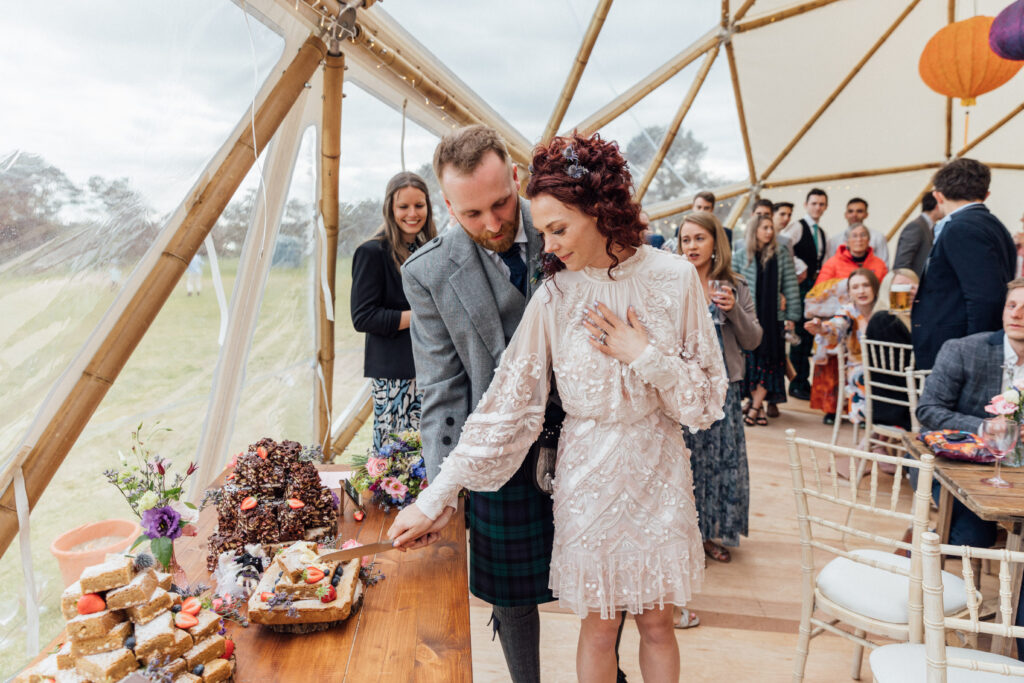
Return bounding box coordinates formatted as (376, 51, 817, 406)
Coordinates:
(167, 546, 189, 588)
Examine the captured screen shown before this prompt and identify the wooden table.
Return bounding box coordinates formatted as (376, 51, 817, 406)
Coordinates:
(903, 434, 1024, 655)
(25, 466, 472, 682)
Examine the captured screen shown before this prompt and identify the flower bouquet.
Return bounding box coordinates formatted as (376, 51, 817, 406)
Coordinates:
(103, 422, 198, 574)
(985, 378, 1024, 467)
(350, 431, 427, 510)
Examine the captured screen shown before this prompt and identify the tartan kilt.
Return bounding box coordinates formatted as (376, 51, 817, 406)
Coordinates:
(467, 452, 555, 606)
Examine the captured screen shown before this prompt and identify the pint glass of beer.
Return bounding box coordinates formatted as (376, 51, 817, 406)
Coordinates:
(890, 283, 912, 311)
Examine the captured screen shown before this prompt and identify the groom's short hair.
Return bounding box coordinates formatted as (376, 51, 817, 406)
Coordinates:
(433, 124, 510, 185)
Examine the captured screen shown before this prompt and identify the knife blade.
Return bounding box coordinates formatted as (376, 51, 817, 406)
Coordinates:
(318, 541, 396, 564)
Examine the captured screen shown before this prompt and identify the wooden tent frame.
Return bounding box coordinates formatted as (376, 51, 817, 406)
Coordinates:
(5, 0, 1024, 564)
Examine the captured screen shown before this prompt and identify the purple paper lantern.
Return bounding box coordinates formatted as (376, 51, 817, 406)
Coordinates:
(990, 0, 1024, 61)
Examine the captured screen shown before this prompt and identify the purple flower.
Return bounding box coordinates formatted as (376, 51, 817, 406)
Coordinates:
(141, 505, 182, 540)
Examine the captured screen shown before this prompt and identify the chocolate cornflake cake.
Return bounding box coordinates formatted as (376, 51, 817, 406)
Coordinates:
(206, 438, 339, 571)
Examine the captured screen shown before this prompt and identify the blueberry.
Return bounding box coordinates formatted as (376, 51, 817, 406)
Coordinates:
(170, 604, 181, 613)
(331, 575, 341, 587)
(124, 635, 136, 650)
(193, 664, 205, 675)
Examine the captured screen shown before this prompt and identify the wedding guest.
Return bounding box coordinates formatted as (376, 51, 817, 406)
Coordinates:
(892, 193, 943, 277)
(865, 269, 919, 431)
(351, 171, 436, 449)
(815, 223, 888, 285)
(912, 158, 1015, 370)
(782, 189, 829, 400)
(805, 268, 880, 425)
(826, 198, 889, 264)
(773, 201, 794, 237)
(733, 214, 800, 425)
(678, 212, 761, 569)
(665, 190, 719, 253)
(391, 132, 728, 682)
(752, 198, 773, 223)
(395, 126, 572, 683)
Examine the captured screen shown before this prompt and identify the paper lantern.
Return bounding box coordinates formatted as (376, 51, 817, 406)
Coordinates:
(919, 15, 1023, 105)
(990, 0, 1024, 61)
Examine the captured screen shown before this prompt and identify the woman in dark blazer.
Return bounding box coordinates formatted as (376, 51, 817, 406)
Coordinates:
(351, 172, 436, 449)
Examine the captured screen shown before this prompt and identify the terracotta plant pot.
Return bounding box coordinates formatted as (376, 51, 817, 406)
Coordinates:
(50, 519, 141, 587)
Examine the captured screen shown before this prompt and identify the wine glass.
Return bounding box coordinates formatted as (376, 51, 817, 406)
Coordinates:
(979, 416, 1018, 488)
(709, 280, 727, 325)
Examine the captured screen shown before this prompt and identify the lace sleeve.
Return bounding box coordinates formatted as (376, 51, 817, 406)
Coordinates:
(415, 295, 552, 520)
(628, 266, 728, 431)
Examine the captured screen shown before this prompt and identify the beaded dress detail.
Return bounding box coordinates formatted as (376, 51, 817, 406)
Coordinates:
(416, 246, 728, 618)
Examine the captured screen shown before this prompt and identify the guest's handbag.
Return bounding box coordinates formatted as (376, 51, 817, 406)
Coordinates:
(920, 430, 997, 463)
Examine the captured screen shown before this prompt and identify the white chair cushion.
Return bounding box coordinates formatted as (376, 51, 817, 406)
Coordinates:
(817, 549, 967, 623)
(871, 643, 1024, 682)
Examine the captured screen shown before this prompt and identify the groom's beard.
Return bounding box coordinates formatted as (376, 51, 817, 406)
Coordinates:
(461, 200, 520, 253)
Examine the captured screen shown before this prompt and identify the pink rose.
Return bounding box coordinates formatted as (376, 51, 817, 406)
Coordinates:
(381, 477, 408, 501)
(986, 395, 1018, 416)
(340, 538, 371, 565)
(366, 457, 387, 478)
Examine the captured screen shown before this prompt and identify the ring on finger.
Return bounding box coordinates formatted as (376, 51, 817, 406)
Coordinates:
(599, 331, 608, 345)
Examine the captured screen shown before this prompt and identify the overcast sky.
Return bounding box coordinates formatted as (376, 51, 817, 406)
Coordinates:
(1, 0, 747, 213)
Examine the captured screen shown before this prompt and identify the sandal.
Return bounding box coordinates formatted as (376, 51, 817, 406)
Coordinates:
(674, 607, 700, 629)
(744, 407, 758, 426)
(766, 402, 780, 418)
(704, 540, 732, 563)
(755, 407, 768, 426)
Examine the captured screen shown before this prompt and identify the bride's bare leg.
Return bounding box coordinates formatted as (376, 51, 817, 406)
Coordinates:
(577, 613, 620, 682)
(634, 607, 680, 682)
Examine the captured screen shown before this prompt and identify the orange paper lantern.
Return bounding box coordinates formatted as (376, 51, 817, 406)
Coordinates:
(919, 15, 1023, 106)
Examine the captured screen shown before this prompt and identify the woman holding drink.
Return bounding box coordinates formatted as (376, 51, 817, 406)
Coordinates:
(864, 269, 920, 431)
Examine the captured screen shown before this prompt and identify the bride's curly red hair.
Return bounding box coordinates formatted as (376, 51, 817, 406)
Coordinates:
(525, 132, 644, 277)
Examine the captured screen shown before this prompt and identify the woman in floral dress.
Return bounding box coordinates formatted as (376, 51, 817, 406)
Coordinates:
(390, 133, 727, 680)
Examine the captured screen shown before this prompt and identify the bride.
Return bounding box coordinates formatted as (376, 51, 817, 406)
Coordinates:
(389, 132, 727, 681)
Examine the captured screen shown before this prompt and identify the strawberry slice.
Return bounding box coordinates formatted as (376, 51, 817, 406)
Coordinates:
(303, 566, 325, 584)
(181, 597, 201, 616)
(77, 593, 105, 615)
(222, 639, 235, 659)
(212, 598, 223, 612)
(174, 612, 199, 629)
(287, 498, 305, 509)
(228, 452, 240, 468)
(319, 585, 337, 603)
(240, 496, 257, 511)
(260, 592, 274, 602)
(353, 510, 365, 522)
(226, 473, 235, 481)
(256, 446, 268, 460)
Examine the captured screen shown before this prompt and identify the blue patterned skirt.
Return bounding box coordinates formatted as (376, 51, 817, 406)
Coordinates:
(370, 378, 422, 450)
(683, 381, 750, 547)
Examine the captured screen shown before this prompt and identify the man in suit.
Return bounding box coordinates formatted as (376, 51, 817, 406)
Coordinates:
(917, 279, 1024, 659)
(399, 125, 622, 682)
(825, 198, 890, 264)
(781, 188, 829, 400)
(891, 193, 944, 277)
(911, 158, 1016, 370)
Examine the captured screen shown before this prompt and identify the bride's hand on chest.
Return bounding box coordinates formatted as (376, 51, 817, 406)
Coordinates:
(581, 301, 650, 364)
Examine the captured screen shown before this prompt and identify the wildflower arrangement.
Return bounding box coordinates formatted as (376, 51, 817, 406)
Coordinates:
(986, 382, 1024, 421)
(103, 422, 198, 571)
(350, 430, 427, 510)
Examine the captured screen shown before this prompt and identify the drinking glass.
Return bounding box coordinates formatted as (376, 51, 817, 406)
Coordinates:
(979, 416, 1018, 488)
(709, 280, 727, 325)
(889, 283, 912, 311)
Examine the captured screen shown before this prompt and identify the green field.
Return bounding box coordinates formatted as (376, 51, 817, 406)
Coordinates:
(0, 258, 375, 675)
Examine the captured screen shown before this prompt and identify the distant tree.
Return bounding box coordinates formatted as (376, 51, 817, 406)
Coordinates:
(0, 153, 80, 260)
(623, 125, 718, 203)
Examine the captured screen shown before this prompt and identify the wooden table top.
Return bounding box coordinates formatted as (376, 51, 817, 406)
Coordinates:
(26, 465, 472, 682)
(903, 434, 1024, 525)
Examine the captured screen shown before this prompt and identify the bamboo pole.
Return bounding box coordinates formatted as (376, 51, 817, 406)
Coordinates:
(645, 181, 750, 220)
(331, 380, 374, 454)
(635, 45, 720, 202)
(985, 163, 1024, 171)
(722, 0, 730, 26)
(956, 101, 1024, 157)
(725, 40, 757, 185)
(886, 185, 934, 242)
(763, 162, 942, 189)
(542, 0, 613, 143)
(944, 0, 955, 159)
(0, 35, 328, 558)
(758, 0, 922, 182)
(734, 0, 846, 33)
(572, 28, 720, 136)
(725, 191, 754, 230)
(733, 0, 758, 22)
(316, 51, 344, 458)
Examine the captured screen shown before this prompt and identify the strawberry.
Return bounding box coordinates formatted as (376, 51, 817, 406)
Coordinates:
(353, 510, 365, 522)
(303, 566, 325, 584)
(222, 639, 235, 659)
(319, 585, 337, 603)
(240, 496, 257, 511)
(174, 612, 199, 629)
(212, 598, 224, 612)
(286, 498, 305, 509)
(76, 593, 105, 615)
(181, 597, 201, 616)
(228, 452, 241, 468)
(226, 473, 235, 481)
(256, 446, 268, 460)
(260, 592, 274, 602)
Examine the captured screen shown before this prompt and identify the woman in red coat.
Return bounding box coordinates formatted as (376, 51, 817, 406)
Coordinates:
(815, 223, 888, 285)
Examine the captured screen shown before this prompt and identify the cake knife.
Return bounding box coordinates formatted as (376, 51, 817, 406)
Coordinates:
(318, 541, 397, 563)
